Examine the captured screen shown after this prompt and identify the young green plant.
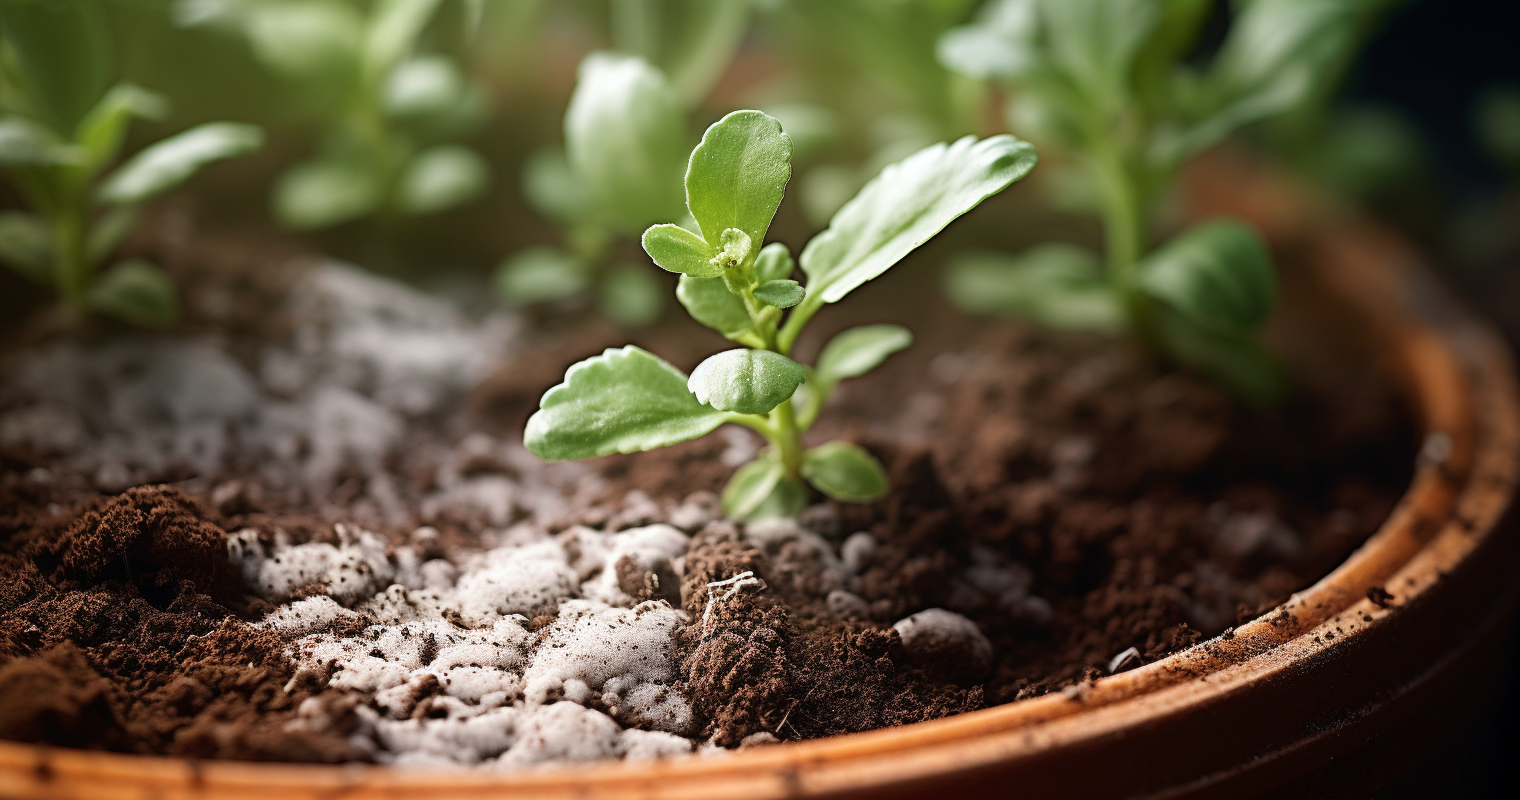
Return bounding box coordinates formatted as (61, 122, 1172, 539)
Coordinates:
(176, 0, 490, 230)
(524, 110, 1037, 518)
(938, 0, 1390, 401)
(0, 0, 263, 326)
(495, 52, 690, 328)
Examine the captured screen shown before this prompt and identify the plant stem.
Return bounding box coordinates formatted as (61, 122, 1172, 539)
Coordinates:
(1090, 135, 1157, 348)
(771, 397, 804, 476)
(53, 208, 88, 319)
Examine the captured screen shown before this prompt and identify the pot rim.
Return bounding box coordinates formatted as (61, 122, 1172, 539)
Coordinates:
(2, 152, 1517, 800)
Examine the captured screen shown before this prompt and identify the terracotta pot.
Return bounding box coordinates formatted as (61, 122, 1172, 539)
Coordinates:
(2, 153, 1516, 800)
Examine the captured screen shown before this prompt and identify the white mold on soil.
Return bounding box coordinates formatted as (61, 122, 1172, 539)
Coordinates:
(239, 521, 700, 767)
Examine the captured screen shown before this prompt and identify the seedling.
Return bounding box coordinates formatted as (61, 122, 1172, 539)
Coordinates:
(496, 52, 690, 327)
(525, 110, 1037, 518)
(937, 0, 1389, 400)
(177, 0, 490, 230)
(0, 0, 263, 326)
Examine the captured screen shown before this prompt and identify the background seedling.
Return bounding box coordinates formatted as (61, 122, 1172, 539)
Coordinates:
(498, 0, 753, 328)
(937, 0, 1392, 401)
(176, 0, 489, 231)
(525, 110, 1036, 518)
(0, 0, 263, 327)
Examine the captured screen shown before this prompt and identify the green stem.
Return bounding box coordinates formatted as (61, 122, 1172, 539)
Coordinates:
(53, 209, 89, 318)
(1089, 135, 1157, 348)
(771, 397, 804, 476)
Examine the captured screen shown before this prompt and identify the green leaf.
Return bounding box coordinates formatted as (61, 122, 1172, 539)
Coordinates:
(944, 244, 1122, 330)
(1137, 219, 1275, 332)
(0, 212, 52, 284)
(494, 247, 588, 306)
(797, 135, 1037, 310)
(0, 0, 111, 133)
(398, 144, 488, 214)
(75, 84, 168, 173)
(565, 53, 687, 234)
(87, 205, 138, 263)
(685, 110, 793, 254)
(746, 471, 809, 521)
(0, 117, 81, 166)
(98, 122, 264, 205)
(525, 346, 729, 460)
(245, 1, 363, 83)
(754, 241, 795, 283)
(600, 264, 666, 328)
(1155, 309, 1288, 405)
(382, 55, 465, 119)
(273, 155, 383, 230)
(754, 280, 804, 309)
(87, 259, 179, 328)
(721, 458, 785, 519)
(801, 442, 888, 503)
(936, 0, 1039, 82)
(642, 223, 719, 277)
(688, 349, 806, 415)
(676, 275, 764, 348)
(1037, 0, 1159, 111)
(365, 0, 443, 77)
(815, 324, 914, 386)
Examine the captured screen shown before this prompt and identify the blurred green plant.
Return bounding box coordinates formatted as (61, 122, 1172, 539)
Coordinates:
(0, 0, 263, 326)
(938, 0, 1390, 401)
(756, 0, 986, 226)
(176, 0, 490, 230)
(524, 110, 1037, 518)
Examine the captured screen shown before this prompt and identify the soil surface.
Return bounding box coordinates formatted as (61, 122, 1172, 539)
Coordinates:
(0, 219, 1414, 762)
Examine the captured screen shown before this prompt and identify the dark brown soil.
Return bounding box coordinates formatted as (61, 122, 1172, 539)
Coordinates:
(0, 485, 361, 760)
(0, 218, 1415, 759)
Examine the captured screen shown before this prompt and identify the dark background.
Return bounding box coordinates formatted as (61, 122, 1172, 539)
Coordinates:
(1342, 0, 1520, 795)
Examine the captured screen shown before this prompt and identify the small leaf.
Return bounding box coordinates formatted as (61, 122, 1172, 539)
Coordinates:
(936, 0, 1040, 82)
(945, 244, 1122, 330)
(245, 1, 363, 83)
(365, 0, 443, 77)
(0, 212, 52, 284)
(98, 122, 264, 205)
(565, 53, 687, 234)
(600, 264, 666, 328)
(685, 110, 793, 251)
(87, 206, 138, 263)
(721, 458, 785, 520)
(801, 442, 888, 502)
(815, 324, 914, 386)
(754, 280, 804, 309)
(746, 472, 809, 521)
(688, 349, 806, 415)
(382, 55, 465, 119)
(525, 346, 730, 460)
(494, 247, 588, 306)
(1155, 310, 1287, 405)
(754, 241, 794, 283)
(1137, 219, 1275, 332)
(0, 117, 80, 166)
(88, 259, 179, 328)
(798, 135, 1037, 310)
(273, 155, 383, 230)
(676, 275, 763, 348)
(643, 223, 720, 277)
(398, 144, 488, 214)
(75, 84, 168, 173)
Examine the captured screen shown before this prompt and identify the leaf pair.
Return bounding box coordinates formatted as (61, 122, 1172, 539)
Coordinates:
(722, 442, 887, 519)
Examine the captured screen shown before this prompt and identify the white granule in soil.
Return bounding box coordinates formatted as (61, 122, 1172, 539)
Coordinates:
(236, 521, 704, 768)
